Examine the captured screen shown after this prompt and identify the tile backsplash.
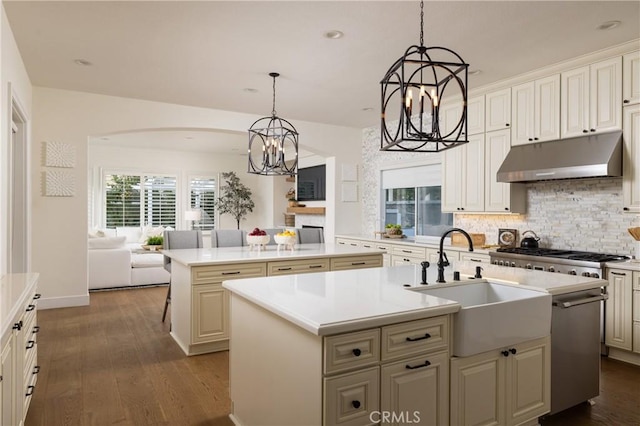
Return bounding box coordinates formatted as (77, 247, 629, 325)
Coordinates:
(361, 127, 639, 257)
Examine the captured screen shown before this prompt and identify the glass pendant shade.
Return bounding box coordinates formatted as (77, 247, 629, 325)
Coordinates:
(380, 1, 469, 153)
(248, 73, 299, 176)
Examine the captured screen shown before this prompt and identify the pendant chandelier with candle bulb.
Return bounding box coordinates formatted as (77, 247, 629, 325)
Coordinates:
(380, 0, 469, 152)
(248, 72, 299, 176)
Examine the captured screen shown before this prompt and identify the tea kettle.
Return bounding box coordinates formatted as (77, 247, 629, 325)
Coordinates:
(520, 230, 540, 249)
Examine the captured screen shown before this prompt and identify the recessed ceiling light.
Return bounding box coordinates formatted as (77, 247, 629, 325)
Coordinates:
(100, 137, 109, 141)
(185, 136, 194, 140)
(468, 70, 482, 76)
(597, 20, 621, 30)
(324, 30, 344, 40)
(362, 107, 374, 112)
(243, 88, 258, 93)
(74, 59, 93, 66)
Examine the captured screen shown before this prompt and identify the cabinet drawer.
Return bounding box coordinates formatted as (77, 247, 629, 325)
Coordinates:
(336, 238, 359, 247)
(330, 255, 383, 271)
(633, 290, 640, 322)
(392, 246, 427, 258)
(634, 272, 640, 290)
(381, 316, 449, 361)
(267, 258, 330, 276)
(24, 343, 37, 384)
(375, 244, 390, 253)
(192, 263, 266, 284)
(324, 366, 380, 426)
(324, 329, 380, 374)
(460, 253, 490, 263)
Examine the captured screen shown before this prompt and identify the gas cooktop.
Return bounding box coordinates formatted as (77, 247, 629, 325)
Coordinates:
(495, 247, 629, 263)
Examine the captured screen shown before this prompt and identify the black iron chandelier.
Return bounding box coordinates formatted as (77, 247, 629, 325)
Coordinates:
(380, 0, 469, 152)
(247, 72, 299, 176)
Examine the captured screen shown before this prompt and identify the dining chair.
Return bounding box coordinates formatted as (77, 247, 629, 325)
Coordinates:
(211, 229, 247, 247)
(162, 230, 203, 323)
(297, 228, 325, 244)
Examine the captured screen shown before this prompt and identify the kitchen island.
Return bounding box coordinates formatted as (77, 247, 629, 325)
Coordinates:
(161, 243, 384, 355)
(223, 261, 606, 426)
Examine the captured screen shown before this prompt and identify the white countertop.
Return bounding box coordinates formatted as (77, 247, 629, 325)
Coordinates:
(335, 234, 494, 254)
(223, 261, 606, 336)
(1, 273, 39, 339)
(605, 260, 640, 272)
(162, 243, 384, 267)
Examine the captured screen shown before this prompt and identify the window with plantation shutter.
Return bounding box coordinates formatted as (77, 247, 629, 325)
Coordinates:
(189, 176, 216, 230)
(104, 173, 176, 228)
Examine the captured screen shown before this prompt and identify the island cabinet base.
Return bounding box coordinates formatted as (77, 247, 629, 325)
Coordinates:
(228, 293, 451, 426)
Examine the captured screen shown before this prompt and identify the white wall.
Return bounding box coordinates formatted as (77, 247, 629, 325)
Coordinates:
(0, 5, 33, 276)
(31, 87, 362, 309)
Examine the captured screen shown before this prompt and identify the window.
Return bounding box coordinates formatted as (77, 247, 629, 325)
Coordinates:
(382, 164, 453, 237)
(104, 173, 176, 228)
(189, 176, 216, 230)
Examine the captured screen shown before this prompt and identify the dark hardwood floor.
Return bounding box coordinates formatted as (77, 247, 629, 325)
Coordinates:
(26, 286, 640, 426)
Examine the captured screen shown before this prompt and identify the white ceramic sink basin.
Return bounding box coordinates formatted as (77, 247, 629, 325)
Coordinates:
(415, 281, 551, 356)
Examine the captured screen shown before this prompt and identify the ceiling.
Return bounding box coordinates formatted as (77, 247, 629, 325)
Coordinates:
(4, 1, 640, 151)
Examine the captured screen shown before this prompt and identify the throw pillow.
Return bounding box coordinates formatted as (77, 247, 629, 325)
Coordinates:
(139, 225, 165, 243)
(88, 229, 106, 239)
(88, 236, 127, 249)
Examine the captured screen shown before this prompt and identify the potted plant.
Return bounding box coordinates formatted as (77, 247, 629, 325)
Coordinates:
(145, 235, 164, 250)
(288, 197, 298, 207)
(214, 171, 255, 229)
(385, 224, 403, 237)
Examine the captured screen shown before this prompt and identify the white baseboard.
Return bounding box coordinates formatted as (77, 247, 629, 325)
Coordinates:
(607, 347, 640, 367)
(37, 294, 90, 310)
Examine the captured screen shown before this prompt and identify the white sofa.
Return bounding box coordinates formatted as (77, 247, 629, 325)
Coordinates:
(88, 227, 170, 290)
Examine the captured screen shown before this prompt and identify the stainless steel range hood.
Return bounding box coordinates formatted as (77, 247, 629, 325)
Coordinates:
(496, 131, 623, 183)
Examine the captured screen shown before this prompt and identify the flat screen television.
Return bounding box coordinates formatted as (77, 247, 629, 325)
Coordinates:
(297, 165, 326, 201)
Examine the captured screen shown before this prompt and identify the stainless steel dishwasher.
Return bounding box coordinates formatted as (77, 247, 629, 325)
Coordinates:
(550, 287, 607, 415)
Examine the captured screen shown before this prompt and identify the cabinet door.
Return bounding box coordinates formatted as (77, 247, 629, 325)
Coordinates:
(463, 134, 485, 212)
(623, 51, 640, 106)
(590, 56, 622, 133)
(1, 338, 14, 426)
(459, 253, 490, 263)
(561, 66, 590, 138)
(450, 350, 506, 426)
(467, 95, 485, 135)
(623, 104, 640, 213)
(485, 88, 511, 132)
(484, 129, 512, 212)
(381, 351, 449, 426)
(633, 289, 640, 354)
(535, 74, 560, 142)
(440, 98, 464, 138)
(324, 366, 379, 426)
(442, 145, 464, 212)
(605, 269, 633, 350)
(192, 284, 229, 344)
(511, 81, 535, 146)
(391, 256, 423, 266)
(505, 337, 550, 426)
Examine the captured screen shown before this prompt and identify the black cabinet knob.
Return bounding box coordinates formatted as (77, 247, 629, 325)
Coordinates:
(528, 138, 533, 141)
(352, 348, 362, 357)
(504, 207, 509, 211)
(624, 207, 630, 211)
(583, 130, 589, 133)
(624, 99, 630, 104)
(505, 123, 510, 127)
(502, 350, 509, 357)
(590, 129, 596, 132)
(534, 138, 539, 141)
(510, 348, 517, 355)
(352, 400, 361, 409)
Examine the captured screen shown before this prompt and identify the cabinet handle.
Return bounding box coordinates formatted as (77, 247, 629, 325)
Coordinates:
(221, 271, 241, 275)
(277, 267, 292, 271)
(534, 137, 539, 141)
(405, 360, 432, 370)
(13, 321, 22, 331)
(624, 99, 630, 104)
(504, 207, 509, 211)
(25, 385, 35, 397)
(611, 271, 627, 276)
(510, 348, 517, 355)
(590, 129, 596, 132)
(26, 340, 35, 350)
(624, 207, 630, 211)
(505, 123, 510, 127)
(33, 326, 40, 334)
(528, 138, 533, 141)
(468, 258, 482, 262)
(352, 400, 361, 409)
(351, 262, 366, 266)
(352, 348, 362, 357)
(308, 265, 324, 269)
(26, 304, 35, 312)
(403, 258, 411, 262)
(363, 245, 372, 248)
(502, 350, 510, 357)
(401, 250, 412, 254)
(583, 129, 589, 133)
(33, 365, 40, 374)
(33, 293, 41, 300)
(350, 243, 358, 246)
(405, 333, 431, 342)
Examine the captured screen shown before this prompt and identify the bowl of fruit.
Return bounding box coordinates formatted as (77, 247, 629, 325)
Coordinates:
(274, 230, 296, 249)
(247, 228, 270, 249)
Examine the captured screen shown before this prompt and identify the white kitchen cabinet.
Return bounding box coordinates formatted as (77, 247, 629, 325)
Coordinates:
(485, 88, 511, 132)
(606, 269, 633, 351)
(391, 245, 427, 266)
(441, 95, 485, 137)
(442, 133, 485, 212)
(623, 104, 640, 213)
(428, 249, 460, 266)
(1, 332, 14, 426)
(192, 283, 228, 344)
(561, 57, 622, 138)
(623, 51, 640, 106)
(484, 129, 526, 213)
(450, 336, 550, 426)
(511, 74, 560, 146)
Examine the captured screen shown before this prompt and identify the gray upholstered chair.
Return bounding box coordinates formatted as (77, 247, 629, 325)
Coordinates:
(211, 229, 247, 247)
(296, 228, 325, 244)
(162, 230, 203, 322)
